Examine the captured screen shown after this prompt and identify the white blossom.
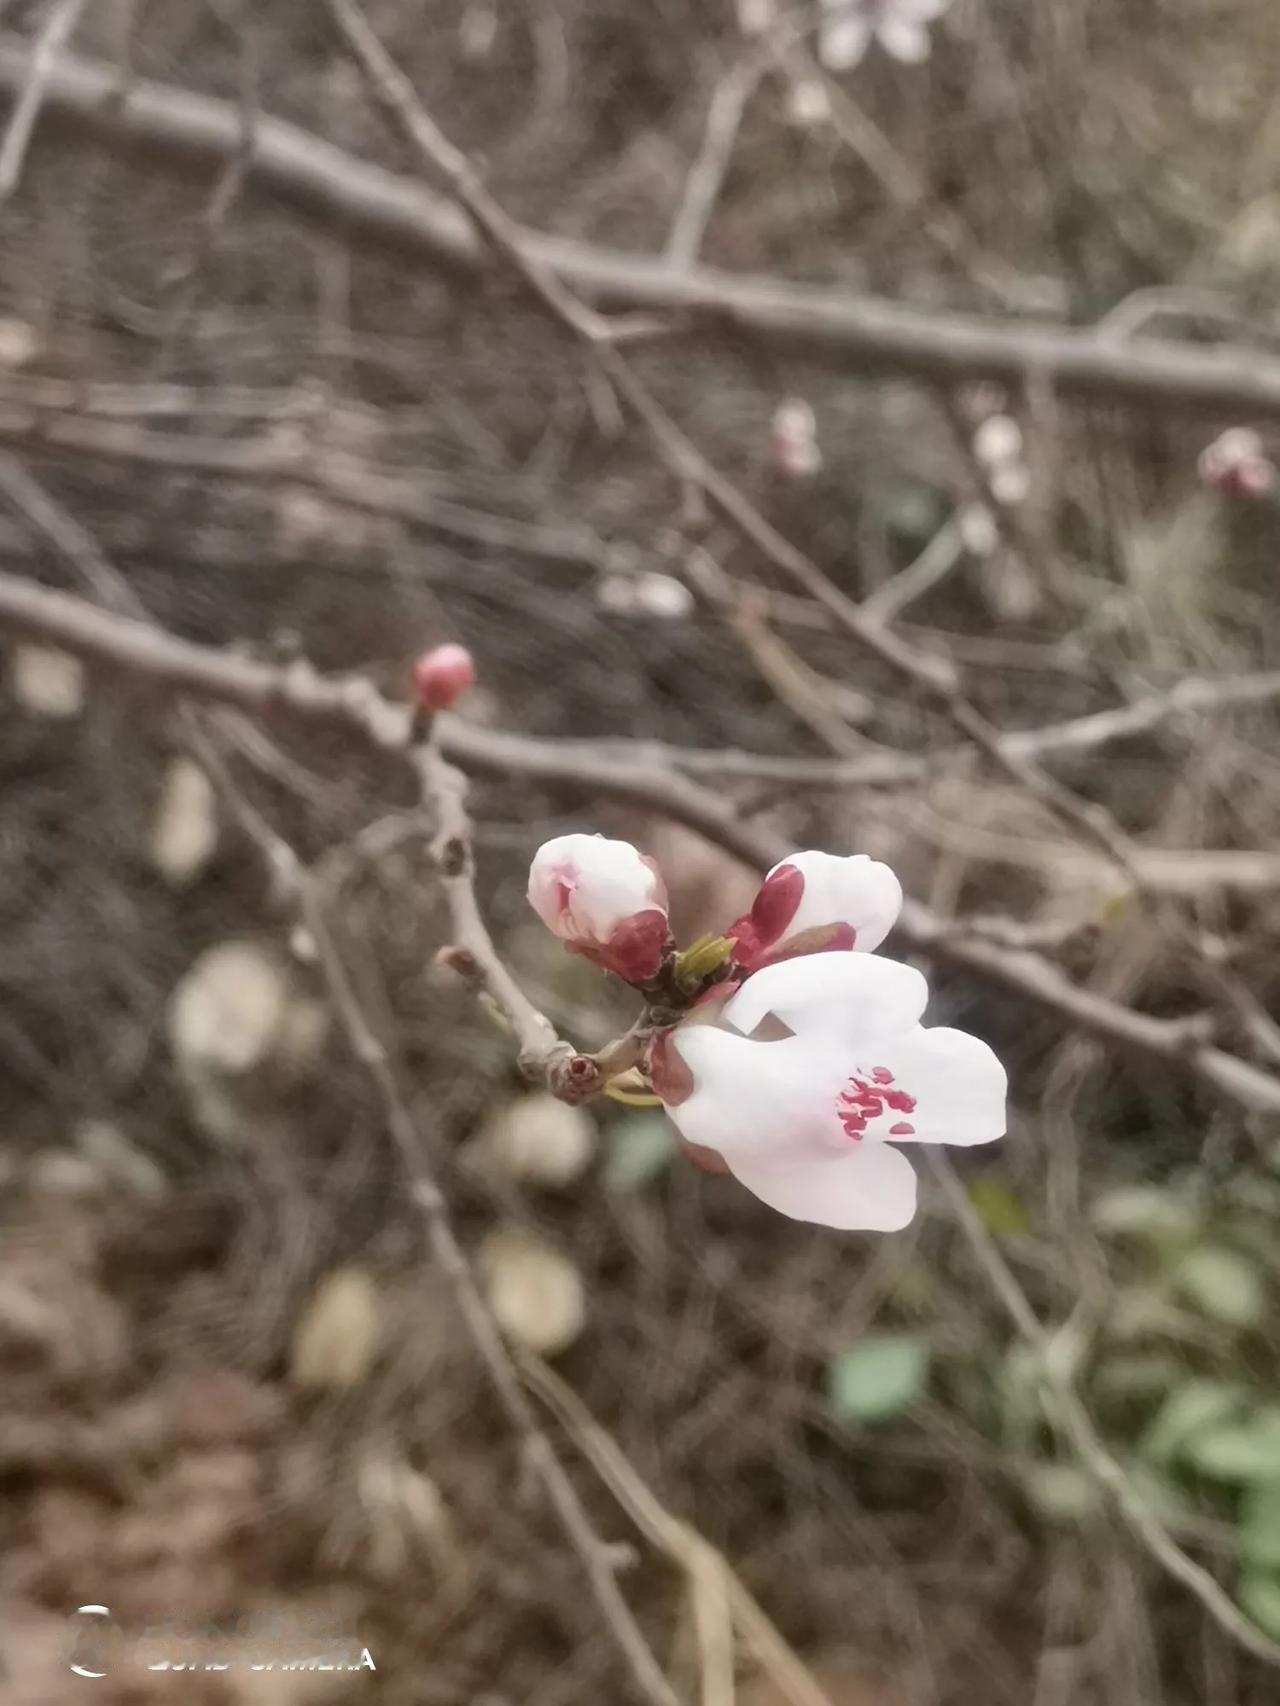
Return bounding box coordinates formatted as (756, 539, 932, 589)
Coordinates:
(819, 0, 952, 71)
(650, 950, 1006, 1230)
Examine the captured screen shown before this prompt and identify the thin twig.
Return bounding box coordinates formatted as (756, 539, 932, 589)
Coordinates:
(859, 517, 967, 626)
(664, 60, 758, 269)
(522, 1352, 838, 1706)
(323, 0, 1146, 891)
(0, 470, 682, 1706)
(0, 566, 1278, 1115)
(8, 41, 1280, 415)
(0, 0, 87, 202)
(415, 732, 619, 1099)
(202, 752, 682, 1706)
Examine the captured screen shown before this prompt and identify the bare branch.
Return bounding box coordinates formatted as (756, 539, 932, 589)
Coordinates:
(0, 472, 681, 1706)
(4, 41, 1280, 416)
(196, 743, 682, 1706)
(1, 564, 1279, 1116)
(0, 0, 86, 203)
(664, 60, 759, 270)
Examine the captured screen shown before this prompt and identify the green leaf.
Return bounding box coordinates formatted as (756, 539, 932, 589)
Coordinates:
(604, 1114, 678, 1192)
(1140, 1379, 1249, 1463)
(1092, 1185, 1200, 1244)
(968, 1176, 1028, 1238)
(1241, 1483, 1280, 1570)
(1185, 1409, 1280, 1483)
(1173, 1246, 1266, 1328)
(1238, 1572, 1280, 1642)
(830, 1336, 931, 1424)
(1092, 1353, 1183, 1404)
(998, 1343, 1047, 1444)
(1023, 1462, 1103, 1524)
(1107, 1285, 1199, 1342)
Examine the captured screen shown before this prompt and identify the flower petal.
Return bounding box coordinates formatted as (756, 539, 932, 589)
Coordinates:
(818, 9, 874, 70)
(726, 1140, 918, 1230)
(766, 851, 902, 961)
(528, 834, 668, 963)
(722, 950, 928, 1044)
(664, 1027, 851, 1158)
(846, 1026, 1007, 1147)
(876, 16, 931, 60)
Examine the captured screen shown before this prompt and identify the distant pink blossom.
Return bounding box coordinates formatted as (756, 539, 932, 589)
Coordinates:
(1198, 428, 1277, 500)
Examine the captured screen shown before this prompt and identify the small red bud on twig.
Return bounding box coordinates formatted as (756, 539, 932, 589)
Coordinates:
(413, 643, 476, 710)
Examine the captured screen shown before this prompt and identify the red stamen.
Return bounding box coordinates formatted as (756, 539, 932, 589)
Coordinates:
(836, 1070, 917, 1143)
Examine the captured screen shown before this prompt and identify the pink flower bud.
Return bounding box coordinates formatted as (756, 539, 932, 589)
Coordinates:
(528, 833, 670, 984)
(768, 398, 822, 479)
(413, 643, 476, 710)
(1199, 428, 1277, 500)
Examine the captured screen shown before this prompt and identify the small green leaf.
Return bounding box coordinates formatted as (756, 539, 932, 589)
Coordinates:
(1183, 1408, 1280, 1483)
(674, 935, 735, 984)
(1173, 1246, 1266, 1328)
(1238, 1572, 1280, 1641)
(968, 1176, 1028, 1237)
(1241, 1483, 1280, 1570)
(1092, 1185, 1200, 1244)
(1140, 1379, 1249, 1463)
(830, 1336, 930, 1423)
(1023, 1462, 1103, 1524)
(604, 1114, 678, 1192)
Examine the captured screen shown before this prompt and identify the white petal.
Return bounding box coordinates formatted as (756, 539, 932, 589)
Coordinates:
(527, 833, 665, 940)
(726, 1141, 918, 1230)
(895, 0, 952, 20)
(877, 17, 931, 60)
(819, 10, 873, 70)
(771, 850, 902, 955)
(847, 1026, 1008, 1148)
(723, 950, 928, 1044)
(667, 1028, 851, 1158)
(972, 414, 1024, 471)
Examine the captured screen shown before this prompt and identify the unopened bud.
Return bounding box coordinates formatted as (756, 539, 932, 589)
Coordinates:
(769, 398, 822, 479)
(1199, 428, 1277, 500)
(413, 643, 476, 710)
(528, 833, 671, 985)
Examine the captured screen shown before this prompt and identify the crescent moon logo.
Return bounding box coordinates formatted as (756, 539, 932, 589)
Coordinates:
(68, 1605, 113, 1678)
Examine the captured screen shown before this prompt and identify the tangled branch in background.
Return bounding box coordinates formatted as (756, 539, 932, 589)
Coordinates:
(5, 0, 1280, 1691)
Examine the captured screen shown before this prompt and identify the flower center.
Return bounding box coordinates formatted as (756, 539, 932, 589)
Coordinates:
(836, 1066, 916, 1141)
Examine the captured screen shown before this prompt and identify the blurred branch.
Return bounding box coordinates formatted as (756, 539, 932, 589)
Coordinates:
(0, 468, 682, 1706)
(5, 40, 1280, 415)
(324, 0, 1143, 892)
(195, 744, 683, 1706)
(1, 564, 1279, 1115)
(523, 1350, 839, 1706)
(931, 1155, 1280, 1670)
(664, 59, 759, 269)
(0, 401, 624, 572)
(0, 0, 85, 203)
